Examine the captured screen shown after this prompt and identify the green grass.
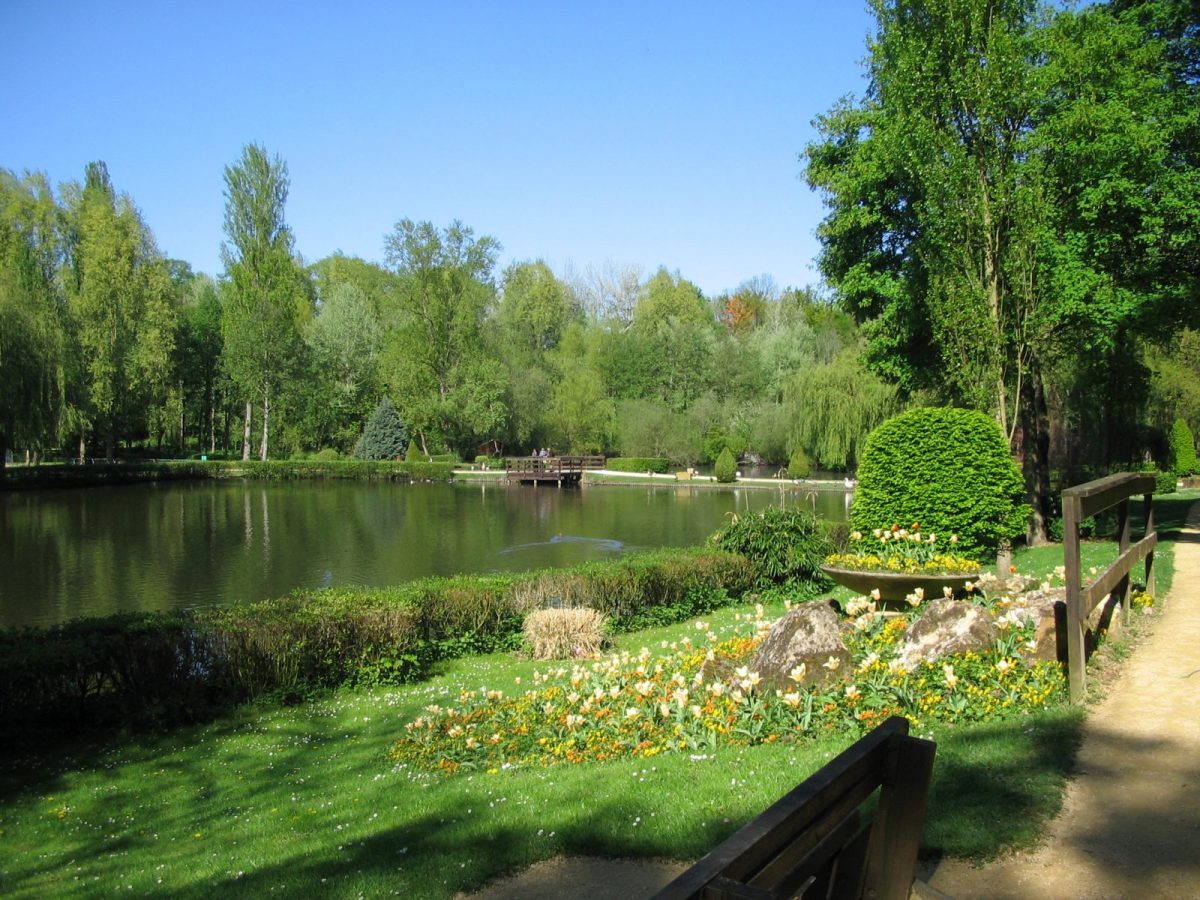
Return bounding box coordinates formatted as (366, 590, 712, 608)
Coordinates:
(1, 509, 1191, 898)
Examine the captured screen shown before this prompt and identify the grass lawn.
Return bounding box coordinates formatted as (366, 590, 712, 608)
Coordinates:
(1, 493, 1191, 898)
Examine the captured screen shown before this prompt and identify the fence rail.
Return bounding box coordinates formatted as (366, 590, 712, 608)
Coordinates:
(1062, 472, 1157, 703)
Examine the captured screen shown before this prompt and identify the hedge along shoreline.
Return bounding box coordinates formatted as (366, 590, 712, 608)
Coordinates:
(0, 549, 756, 738)
(0, 458, 457, 490)
(603, 457, 671, 474)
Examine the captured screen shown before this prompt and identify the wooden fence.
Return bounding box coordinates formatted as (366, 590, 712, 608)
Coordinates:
(1062, 472, 1158, 703)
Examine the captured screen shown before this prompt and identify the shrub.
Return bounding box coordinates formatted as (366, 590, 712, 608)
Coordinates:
(355, 397, 408, 460)
(714, 447, 737, 483)
(1169, 418, 1196, 475)
(605, 457, 670, 474)
(524, 608, 606, 660)
(316, 448, 340, 461)
(708, 507, 832, 588)
(1140, 465, 1178, 495)
(0, 549, 758, 737)
(851, 407, 1028, 559)
(787, 447, 812, 479)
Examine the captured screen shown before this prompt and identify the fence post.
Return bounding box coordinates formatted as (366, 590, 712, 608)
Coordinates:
(1064, 492, 1085, 704)
(1144, 491, 1157, 604)
(1117, 498, 1131, 627)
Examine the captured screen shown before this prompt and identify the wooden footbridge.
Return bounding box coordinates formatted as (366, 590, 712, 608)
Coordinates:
(504, 455, 605, 485)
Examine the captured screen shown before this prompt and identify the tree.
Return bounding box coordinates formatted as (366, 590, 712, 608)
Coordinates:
(498, 260, 578, 356)
(630, 268, 716, 410)
(0, 169, 64, 476)
(67, 162, 175, 460)
(785, 351, 899, 470)
(305, 281, 383, 451)
(381, 219, 502, 455)
(354, 396, 408, 460)
(221, 144, 308, 461)
(804, 0, 1200, 540)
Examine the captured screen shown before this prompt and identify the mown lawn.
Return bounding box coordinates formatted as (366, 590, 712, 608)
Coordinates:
(0, 501, 1188, 899)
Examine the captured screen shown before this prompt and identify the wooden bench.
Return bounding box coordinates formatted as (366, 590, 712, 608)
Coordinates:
(652, 716, 936, 900)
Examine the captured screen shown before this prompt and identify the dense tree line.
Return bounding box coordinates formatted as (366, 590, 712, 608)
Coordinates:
(0, 152, 885, 475)
(2, 0, 1195, 510)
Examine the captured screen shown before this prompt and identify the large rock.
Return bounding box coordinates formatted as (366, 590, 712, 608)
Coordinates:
(894, 599, 999, 670)
(751, 601, 851, 689)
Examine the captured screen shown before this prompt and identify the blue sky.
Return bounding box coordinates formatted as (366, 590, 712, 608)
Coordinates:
(1, 1, 876, 297)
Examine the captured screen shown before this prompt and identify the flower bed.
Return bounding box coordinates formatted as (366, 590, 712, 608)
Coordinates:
(390, 578, 1072, 776)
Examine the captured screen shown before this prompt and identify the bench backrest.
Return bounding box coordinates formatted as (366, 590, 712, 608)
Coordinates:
(653, 716, 935, 900)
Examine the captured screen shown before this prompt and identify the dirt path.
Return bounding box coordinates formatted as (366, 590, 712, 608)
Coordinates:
(463, 504, 1200, 900)
(922, 502, 1200, 899)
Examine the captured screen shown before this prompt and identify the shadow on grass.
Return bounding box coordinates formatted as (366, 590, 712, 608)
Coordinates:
(920, 706, 1086, 862)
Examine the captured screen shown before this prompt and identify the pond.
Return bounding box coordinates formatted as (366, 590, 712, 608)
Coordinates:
(0, 480, 850, 628)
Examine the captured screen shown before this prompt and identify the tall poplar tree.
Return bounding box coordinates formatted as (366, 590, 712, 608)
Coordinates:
(220, 144, 307, 460)
(67, 162, 175, 460)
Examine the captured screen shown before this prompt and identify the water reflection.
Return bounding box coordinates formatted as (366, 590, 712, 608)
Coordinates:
(0, 480, 849, 628)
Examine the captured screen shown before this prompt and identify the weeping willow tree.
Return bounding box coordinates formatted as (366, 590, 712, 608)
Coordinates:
(785, 351, 899, 469)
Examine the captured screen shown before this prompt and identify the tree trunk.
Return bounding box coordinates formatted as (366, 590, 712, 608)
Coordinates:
(78, 432, 86, 464)
(242, 400, 252, 461)
(259, 381, 270, 461)
(1021, 366, 1052, 546)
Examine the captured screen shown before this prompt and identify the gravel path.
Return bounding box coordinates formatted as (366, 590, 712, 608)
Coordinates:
(463, 503, 1200, 899)
(923, 501, 1200, 899)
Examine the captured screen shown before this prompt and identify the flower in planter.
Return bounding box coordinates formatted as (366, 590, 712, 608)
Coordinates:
(825, 524, 981, 575)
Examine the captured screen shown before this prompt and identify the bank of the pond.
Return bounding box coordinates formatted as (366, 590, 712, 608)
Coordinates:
(0, 548, 764, 739)
(455, 467, 855, 493)
(0, 458, 456, 490)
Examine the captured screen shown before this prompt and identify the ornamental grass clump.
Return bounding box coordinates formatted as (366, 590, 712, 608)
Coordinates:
(524, 608, 606, 660)
(825, 524, 981, 575)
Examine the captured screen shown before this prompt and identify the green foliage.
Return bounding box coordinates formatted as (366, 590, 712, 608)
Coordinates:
(708, 506, 832, 588)
(604, 456, 670, 474)
(714, 446, 737, 482)
(701, 430, 748, 464)
(1169, 418, 1196, 475)
(315, 448, 339, 461)
(785, 352, 899, 469)
(787, 446, 811, 479)
(852, 407, 1029, 558)
(1143, 465, 1178, 496)
(353, 396, 408, 460)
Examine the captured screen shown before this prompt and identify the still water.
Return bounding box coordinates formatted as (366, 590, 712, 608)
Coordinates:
(0, 480, 850, 628)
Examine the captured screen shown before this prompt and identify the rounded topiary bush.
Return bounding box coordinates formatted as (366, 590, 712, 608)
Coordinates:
(851, 407, 1028, 559)
(714, 447, 737, 483)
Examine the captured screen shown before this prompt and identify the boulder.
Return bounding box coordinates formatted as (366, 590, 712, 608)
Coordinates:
(997, 585, 1066, 662)
(751, 601, 851, 689)
(893, 600, 999, 671)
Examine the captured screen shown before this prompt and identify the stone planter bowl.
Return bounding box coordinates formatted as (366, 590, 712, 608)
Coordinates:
(819, 565, 980, 606)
